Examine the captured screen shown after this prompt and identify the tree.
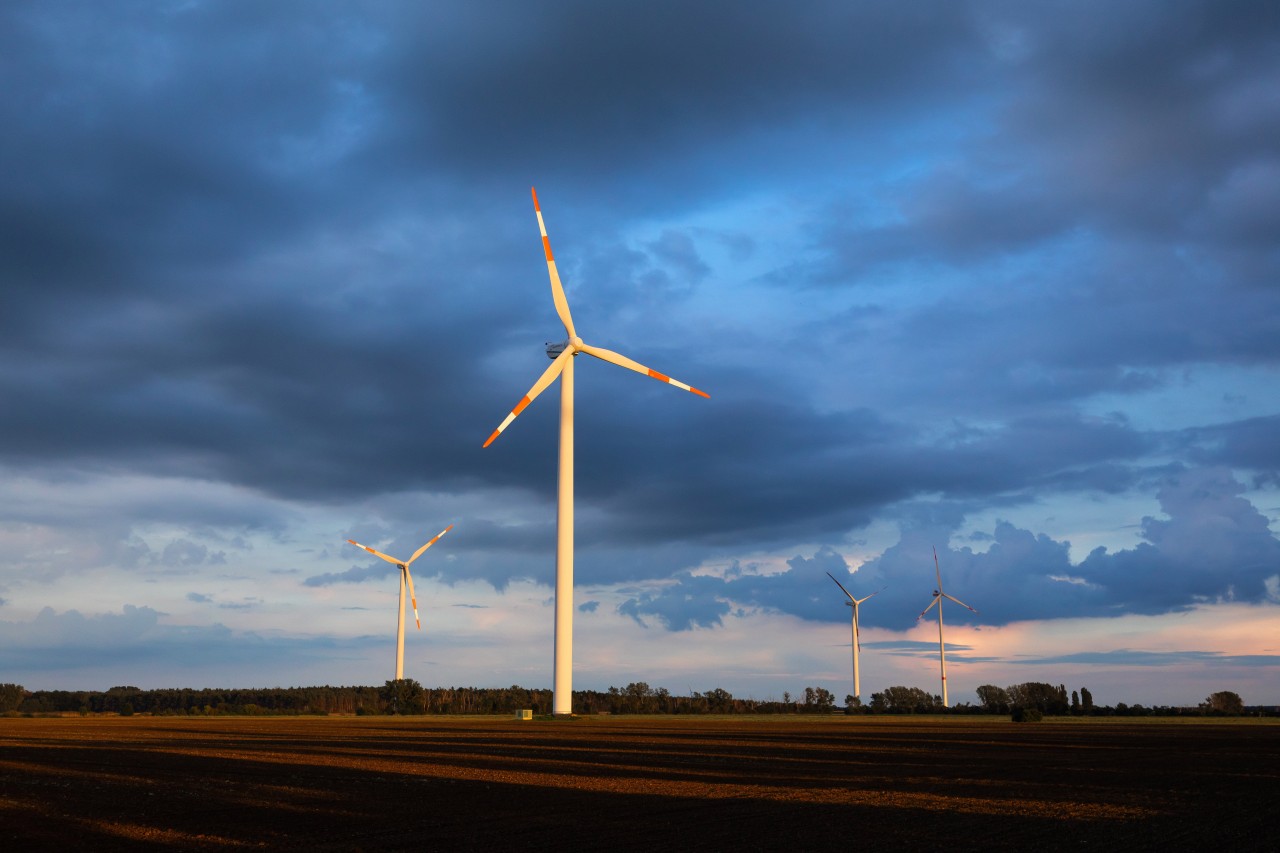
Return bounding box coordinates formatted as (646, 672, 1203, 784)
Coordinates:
(1006, 682, 1068, 715)
(1011, 706, 1043, 723)
(870, 686, 940, 714)
(802, 687, 835, 713)
(1071, 690, 1080, 715)
(1080, 687, 1094, 713)
(622, 682, 656, 713)
(1201, 691, 1244, 716)
(704, 688, 734, 713)
(975, 685, 1010, 713)
(380, 679, 426, 715)
(0, 684, 27, 713)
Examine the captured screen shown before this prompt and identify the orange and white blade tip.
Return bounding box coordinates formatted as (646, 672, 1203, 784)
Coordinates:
(485, 400, 531, 447)
(657, 372, 710, 398)
(532, 189, 576, 338)
(579, 343, 710, 398)
(484, 348, 572, 446)
(532, 187, 552, 261)
(484, 411, 518, 447)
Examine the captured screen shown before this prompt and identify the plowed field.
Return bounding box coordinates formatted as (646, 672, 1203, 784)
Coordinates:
(2, 715, 1276, 851)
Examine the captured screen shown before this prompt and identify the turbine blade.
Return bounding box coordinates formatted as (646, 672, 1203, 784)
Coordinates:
(942, 592, 978, 613)
(826, 571, 855, 602)
(856, 587, 885, 604)
(918, 596, 939, 620)
(404, 566, 421, 630)
(853, 610, 861, 652)
(484, 348, 572, 447)
(577, 342, 710, 398)
(346, 540, 404, 567)
(933, 546, 943, 592)
(532, 187, 576, 339)
(406, 524, 454, 565)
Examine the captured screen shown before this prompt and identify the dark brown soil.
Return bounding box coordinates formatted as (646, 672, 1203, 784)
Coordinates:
(2, 715, 1276, 851)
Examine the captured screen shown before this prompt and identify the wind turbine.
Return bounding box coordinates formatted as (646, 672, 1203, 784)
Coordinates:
(484, 187, 709, 716)
(346, 524, 453, 681)
(825, 572, 882, 702)
(917, 547, 977, 707)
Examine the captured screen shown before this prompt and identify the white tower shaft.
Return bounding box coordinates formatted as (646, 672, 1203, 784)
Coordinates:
(937, 599, 948, 707)
(395, 568, 406, 681)
(553, 354, 575, 715)
(849, 604, 860, 700)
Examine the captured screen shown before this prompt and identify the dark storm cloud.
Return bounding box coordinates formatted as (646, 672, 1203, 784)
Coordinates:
(372, 0, 988, 195)
(826, 0, 1280, 263)
(1183, 415, 1280, 474)
(1, 0, 1277, 639)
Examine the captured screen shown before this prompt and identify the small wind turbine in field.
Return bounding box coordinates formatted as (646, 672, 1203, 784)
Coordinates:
(485, 187, 709, 716)
(826, 572, 883, 702)
(346, 525, 453, 681)
(918, 547, 977, 707)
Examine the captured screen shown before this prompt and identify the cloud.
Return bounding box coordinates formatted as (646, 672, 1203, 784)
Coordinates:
(0, 0, 1277, 702)
(1007, 649, 1280, 668)
(619, 468, 1280, 631)
(303, 563, 395, 587)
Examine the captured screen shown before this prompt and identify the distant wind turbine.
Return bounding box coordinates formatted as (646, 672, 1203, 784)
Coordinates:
(826, 572, 883, 702)
(346, 525, 453, 681)
(484, 188, 709, 716)
(917, 547, 978, 707)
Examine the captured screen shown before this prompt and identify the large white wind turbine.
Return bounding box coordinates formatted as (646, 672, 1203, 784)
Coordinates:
(485, 188, 709, 716)
(917, 547, 978, 707)
(825, 572, 882, 702)
(346, 525, 453, 681)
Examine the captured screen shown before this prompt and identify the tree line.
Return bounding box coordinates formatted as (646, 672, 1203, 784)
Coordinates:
(0, 680, 1262, 717)
(860, 682, 1259, 717)
(0, 681, 840, 717)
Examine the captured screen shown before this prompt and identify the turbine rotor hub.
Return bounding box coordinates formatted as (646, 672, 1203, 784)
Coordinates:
(545, 338, 581, 359)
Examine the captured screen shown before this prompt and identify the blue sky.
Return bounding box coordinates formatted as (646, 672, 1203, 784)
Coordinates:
(2, 0, 1278, 706)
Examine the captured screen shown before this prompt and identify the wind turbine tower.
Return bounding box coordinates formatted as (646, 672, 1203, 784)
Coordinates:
(485, 188, 709, 716)
(346, 525, 453, 680)
(825, 572, 882, 701)
(918, 547, 978, 707)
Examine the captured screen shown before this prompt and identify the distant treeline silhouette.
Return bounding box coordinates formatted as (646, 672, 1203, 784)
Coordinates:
(0, 681, 1267, 717)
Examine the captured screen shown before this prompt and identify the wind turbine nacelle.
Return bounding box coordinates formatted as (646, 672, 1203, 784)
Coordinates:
(546, 340, 570, 359)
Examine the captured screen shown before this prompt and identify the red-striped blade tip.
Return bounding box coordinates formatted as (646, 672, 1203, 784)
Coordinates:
(531, 186, 540, 210)
(483, 429, 501, 448)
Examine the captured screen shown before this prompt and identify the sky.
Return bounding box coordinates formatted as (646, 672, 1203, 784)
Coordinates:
(2, 0, 1278, 708)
